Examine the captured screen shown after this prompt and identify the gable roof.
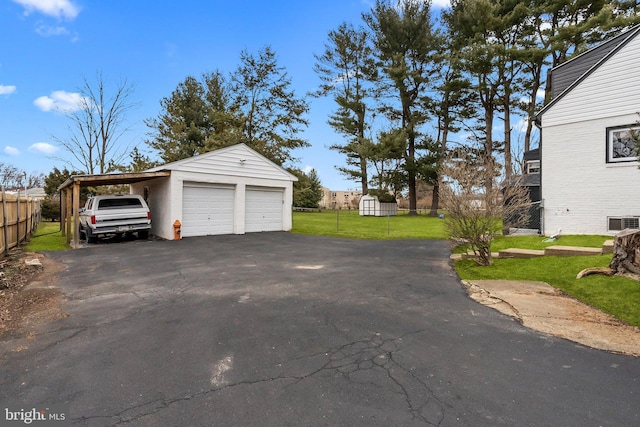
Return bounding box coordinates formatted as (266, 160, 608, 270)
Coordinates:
(535, 24, 640, 126)
(147, 143, 298, 181)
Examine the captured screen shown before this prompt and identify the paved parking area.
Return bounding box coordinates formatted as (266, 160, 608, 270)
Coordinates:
(1, 233, 639, 426)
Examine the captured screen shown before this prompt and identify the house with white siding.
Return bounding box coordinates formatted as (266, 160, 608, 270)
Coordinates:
(535, 25, 640, 236)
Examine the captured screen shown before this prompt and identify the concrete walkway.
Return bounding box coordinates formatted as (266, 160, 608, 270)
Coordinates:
(464, 279, 640, 356)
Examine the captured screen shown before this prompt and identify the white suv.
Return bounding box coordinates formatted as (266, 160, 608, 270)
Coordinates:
(79, 195, 151, 243)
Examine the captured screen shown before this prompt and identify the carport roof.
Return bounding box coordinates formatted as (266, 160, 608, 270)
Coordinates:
(58, 171, 171, 191)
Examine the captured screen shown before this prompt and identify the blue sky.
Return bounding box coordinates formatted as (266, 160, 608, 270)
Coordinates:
(0, 0, 455, 190)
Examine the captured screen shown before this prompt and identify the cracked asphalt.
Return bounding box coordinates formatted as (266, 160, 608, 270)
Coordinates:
(1, 233, 639, 426)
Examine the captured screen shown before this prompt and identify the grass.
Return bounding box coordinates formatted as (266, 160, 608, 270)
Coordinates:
(456, 255, 640, 328)
(292, 209, 448, 240)
(23, 221, 70, 252)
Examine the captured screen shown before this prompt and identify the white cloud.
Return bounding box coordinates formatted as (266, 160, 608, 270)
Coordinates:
(29, 142, 58, 154)
(12, 0, 80, 20)
(515, 117, 529, 132)
(0, 85, 17, 95)
(4, 146, 20, 156)
(304, 165, 314, 174)
(34, 90, 85, 113)
(35, 24, 69, 37)
(432, 0, 451, 8)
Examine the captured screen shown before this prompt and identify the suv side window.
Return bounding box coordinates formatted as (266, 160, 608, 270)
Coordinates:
(87, 199, 93, 210)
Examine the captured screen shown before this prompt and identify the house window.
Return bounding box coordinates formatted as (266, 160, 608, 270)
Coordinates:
(608, 217, 640, 231)
(526, 160, 540, 174)
(606, 125, 640, 163)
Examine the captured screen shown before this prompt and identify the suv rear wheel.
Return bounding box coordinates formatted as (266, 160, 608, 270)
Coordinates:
(84, 227, 97, 243)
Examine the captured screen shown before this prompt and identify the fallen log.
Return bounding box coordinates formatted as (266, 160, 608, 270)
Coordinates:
(576, 267, 614, 279)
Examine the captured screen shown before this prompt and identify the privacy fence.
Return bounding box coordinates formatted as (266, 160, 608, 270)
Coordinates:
(1, 189, 42, 258)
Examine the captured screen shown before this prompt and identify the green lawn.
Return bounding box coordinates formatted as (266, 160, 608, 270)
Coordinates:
(23, 221, 70, 252)
(292, 209, 448, 240)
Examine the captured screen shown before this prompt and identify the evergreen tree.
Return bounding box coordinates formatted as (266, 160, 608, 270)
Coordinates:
(364, 0, 439, 215)
(313, 22, 378, 195)
(203, 71, 244, 152)
(291, 168, 323, 208)
(145, 75, 210, 163)
(427, 35, 476, 216)
(127, 147, 159, 172)
(232, 46, 310, 165)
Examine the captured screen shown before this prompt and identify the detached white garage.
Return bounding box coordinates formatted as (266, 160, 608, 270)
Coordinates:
(130, 144, 297, 240)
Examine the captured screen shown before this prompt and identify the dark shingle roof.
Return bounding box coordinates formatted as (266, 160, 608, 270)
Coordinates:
(535, 25, 640, 126)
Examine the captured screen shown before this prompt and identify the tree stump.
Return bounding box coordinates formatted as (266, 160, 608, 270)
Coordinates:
(609, 229, 640, 275)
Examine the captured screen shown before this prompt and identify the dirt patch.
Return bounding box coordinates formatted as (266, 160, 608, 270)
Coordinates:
(0, 249, 67, 338)
(465, 280, 640, 357)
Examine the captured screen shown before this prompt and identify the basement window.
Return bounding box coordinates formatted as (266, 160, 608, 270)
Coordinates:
(608, 217, 640, 231)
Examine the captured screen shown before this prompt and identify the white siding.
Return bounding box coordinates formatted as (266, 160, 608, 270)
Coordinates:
(542, 115, 640, 235)
(540, 33, 640, 235)
(131, 177, 173, 240)
(542, 35, 640, 127)
(150, 144, 296, 182)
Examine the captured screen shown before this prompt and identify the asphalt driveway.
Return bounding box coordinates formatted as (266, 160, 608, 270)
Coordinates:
(1, 233, 639, 426)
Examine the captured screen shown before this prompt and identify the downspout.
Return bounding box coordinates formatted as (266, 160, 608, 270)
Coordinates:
(534, 115, 544, 235)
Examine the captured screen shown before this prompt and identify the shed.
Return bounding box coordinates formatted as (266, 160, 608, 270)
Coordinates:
(134, 143, 297, 240)
(359, 195, 398, 216)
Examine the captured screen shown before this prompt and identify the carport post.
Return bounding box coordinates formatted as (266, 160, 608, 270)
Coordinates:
(60, 189, 66, 236)
(65, 188, 72, 244)
(73, 182, 80, 248)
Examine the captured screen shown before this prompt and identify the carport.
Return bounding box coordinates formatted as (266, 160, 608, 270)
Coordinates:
(58, 171, 171, 249)
(58, 144, 296, 246)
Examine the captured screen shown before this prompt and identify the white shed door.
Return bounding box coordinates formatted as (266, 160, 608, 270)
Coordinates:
(182, 184, 234, 237)
(245, 187, 283, 232)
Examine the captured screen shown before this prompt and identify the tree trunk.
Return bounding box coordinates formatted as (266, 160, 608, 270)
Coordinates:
(430, 122, 448, 217)
(609, 229, 640, 275)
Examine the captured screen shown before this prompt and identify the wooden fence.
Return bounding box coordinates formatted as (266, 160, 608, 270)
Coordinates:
(1, 189, 42, 258)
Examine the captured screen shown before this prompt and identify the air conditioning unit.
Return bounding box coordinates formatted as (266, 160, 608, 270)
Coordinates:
(608, 216, 640, 231)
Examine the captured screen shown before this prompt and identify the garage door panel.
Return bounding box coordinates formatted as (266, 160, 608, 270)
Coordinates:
(183, 185, 234, 237)
(246, 188, 283, 233)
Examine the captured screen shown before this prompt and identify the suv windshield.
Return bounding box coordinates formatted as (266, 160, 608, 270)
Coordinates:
(97, 198, 143, 209)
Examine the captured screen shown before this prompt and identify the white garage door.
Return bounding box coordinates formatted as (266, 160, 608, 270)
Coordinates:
(182, 184, 234, 237)
(245, 187, 283, 233)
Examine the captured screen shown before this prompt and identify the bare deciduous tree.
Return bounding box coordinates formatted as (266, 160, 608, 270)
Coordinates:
(0, 163, 44, 191)
(56, 72, 137, 174)
(440, 154, 530, 266)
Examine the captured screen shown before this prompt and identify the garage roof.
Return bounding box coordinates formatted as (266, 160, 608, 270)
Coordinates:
(58, 171, 171, 191)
